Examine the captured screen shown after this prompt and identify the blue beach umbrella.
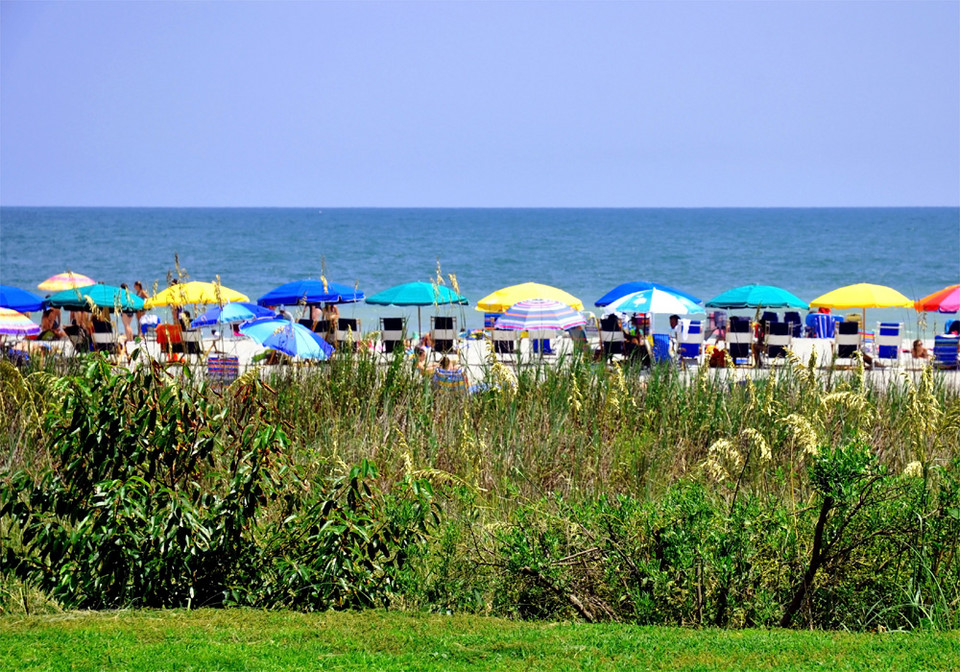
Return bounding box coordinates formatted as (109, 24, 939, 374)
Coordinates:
(705, 284, 808, 310)
(240, 317, 334, 359)
(257, 279, 364, 307)
(192, 302, 276, 327)
(604, 288, 704, 316)
(0, 285, 46, 313)
(596, 281, 701, 307)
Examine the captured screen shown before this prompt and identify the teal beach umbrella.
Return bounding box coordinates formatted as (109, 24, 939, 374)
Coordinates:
(47, 284, 145, 312)
(705, 284, 808, 310)
(366, 281, 468, 335)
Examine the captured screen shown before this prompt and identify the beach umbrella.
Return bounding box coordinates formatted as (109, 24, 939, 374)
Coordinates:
(495, 298, 587, 331)
(810, 282, 913, 329)
(0, 285, 46, 313)
(476, 282, 584, 314)
(595, 281, 701, 307)
(38, 272, 96, 292)
(809, 283, 912, 310)
(191, 302, 276, 327)
(366, 281, 468, 335)
(604, 288, 705, 316)
(257, 279, 364, 307)
(704, 284, 808, 310)
(47, 284, 145, 312)
(239, 317, 333, 360)
(145, 281, 249, 308)
(915, 285, 960, 313)
(0, 307, 40, 337)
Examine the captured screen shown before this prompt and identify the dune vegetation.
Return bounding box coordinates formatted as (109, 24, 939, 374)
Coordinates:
(1, 349, 958, 632)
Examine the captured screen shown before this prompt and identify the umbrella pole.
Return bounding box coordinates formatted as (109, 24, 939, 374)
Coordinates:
(418, 306, 422, 340)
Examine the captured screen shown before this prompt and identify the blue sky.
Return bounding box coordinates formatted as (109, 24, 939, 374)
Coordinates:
(1, 1, 957, 207)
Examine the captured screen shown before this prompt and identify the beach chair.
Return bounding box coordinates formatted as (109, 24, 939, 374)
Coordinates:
(725, 317, 754, 366)
(64, 325, 91, 354)
(491, 328, 517, 359)
(431, 316, 457, 354)
(833, 320, 861, 367)
(784, 311, 803, 338)
(299, 318, 330, 334)
(932, 335, 960, 369)
(379, 317, 407, 355)
(181, 328, 203, 356)
(678, 320, 704, 367)
(90, 321, 120, 355)
(336, 318, 361, 348)
(874, 323, 902, 368)
(806, 313, 838, 339)
(650, 333, 672, 366)
(763, 321, 792, 366)
(483, 313, 502, 330)
(207, 353, 240, 386)
(432, 367, 470, 394)
(599, 314, 624, 359)
(155, 323, 184, 360)
(529, 329, 556, 356)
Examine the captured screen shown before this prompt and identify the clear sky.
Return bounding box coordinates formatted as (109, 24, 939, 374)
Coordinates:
(1, 1, 958, 207)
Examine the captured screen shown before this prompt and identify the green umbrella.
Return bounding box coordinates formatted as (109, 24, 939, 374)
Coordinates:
(365, 281, 468, 335)
(47, 284, 145, 313)
(705, 284, 808, 310)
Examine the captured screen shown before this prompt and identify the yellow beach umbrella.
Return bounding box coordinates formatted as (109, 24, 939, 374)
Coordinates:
(38, 271, 96, 292)
(144, 281, 249, 308)
(476, 282, 584, 313)
(809, 283, 913, 310)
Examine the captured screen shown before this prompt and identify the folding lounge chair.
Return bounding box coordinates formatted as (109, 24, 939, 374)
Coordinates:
(725, 317, 754, 366)
(784, 311, 803, 338)
(932, 335, 960, 370)
(181, 328, 203, 356)
(874, 323, 902, 368)
(64, 325, 91, 355)
(432, 367, 470, 394)
(155, 324, 184, 360)
(379, 317, 406, 355)
(599, 314, 625, 359)
(833, 320, 861, 367)
(763, 321, 792, 366)
(529, 329, 556, 356)
(91, 321, 120, 355)
(678, 320, 704, 367)
(491, 328, 517, 359)
(650, 333, 672, 366)
(207, 353, 240, 386)
(298, 318, 329, 334)
(336, 318, 361, 348)
(431, 316, 457, 354)
(806, 313, 837, 339)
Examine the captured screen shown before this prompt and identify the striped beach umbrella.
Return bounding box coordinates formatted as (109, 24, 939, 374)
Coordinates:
(38, 272, 96, 292)
(495, 298, 587, 331)
(0, 307, 40, 336)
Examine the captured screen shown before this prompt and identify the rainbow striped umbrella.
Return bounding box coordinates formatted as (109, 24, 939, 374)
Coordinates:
(495, 298, 587, 331)
(38, 272, 96, 292)
(0, 307, 40, 336)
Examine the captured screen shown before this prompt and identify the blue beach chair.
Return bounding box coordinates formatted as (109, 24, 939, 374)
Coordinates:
(874, 323, 902, 368)
(932, 335, 960, 369)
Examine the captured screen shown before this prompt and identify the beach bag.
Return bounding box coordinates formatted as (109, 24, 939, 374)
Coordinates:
(709, 348, 728, 368)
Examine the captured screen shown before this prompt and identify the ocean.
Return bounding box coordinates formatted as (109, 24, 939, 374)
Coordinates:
(1, 207, 958, 335)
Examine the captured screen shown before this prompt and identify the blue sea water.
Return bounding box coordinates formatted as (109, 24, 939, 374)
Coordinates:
(1, 207, 958, 335)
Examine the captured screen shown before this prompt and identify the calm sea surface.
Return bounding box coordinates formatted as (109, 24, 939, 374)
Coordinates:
(1, 207, 958, 334)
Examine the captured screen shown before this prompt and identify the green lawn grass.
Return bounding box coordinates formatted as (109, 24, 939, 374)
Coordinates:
(1, 610, 957, 672)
